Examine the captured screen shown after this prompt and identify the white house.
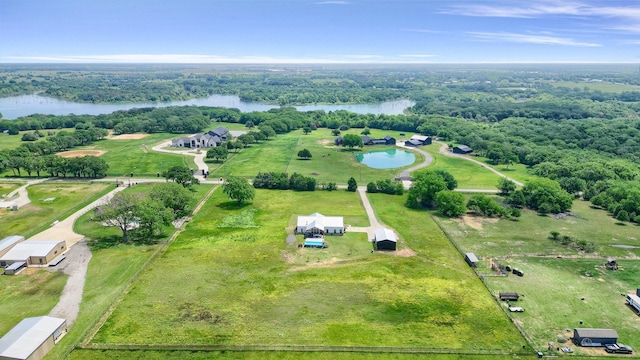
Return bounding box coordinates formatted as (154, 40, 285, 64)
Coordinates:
(296, 213, 344, 236)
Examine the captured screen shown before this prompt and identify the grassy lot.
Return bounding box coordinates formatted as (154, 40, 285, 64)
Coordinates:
(46, 183, 215, 359)
(210, 128, 423, 184)
(88, 188, 523, 352)
(0, 181, 24, 198)
(420, 144, 503, 190)
(550, 81, 640, 93)
(0, 129, 77, 152)
(0, 270, 68, 336)
(0, 181, 112, 239)
(483, 257, 640, 356)
(436, 198, 640, 259)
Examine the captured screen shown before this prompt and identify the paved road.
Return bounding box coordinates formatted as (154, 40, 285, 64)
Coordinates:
(151, 139, 208, 179)
(347, 186, 386, 242)
(1, 178, 49, 207)
(396, 142, 433, 179)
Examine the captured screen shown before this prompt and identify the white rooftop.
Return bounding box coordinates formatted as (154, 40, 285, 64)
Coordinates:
(0, 235, 24, 254)
(297, 213, 343, 229)
(0, 316, 66, 360)
(374, 228, 397, 242)
(410, 135, 430, 142)
(0, 240, 64, 262)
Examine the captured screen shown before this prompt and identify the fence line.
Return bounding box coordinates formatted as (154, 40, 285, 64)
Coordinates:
(431, 216, 538, 354)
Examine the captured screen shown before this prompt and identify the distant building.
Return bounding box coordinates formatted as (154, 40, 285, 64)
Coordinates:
(453, 145, 473, 154)
(170, 133, 218, 148)
(0, 235, 25, 258)
(465, 253, 479, 268)
(573, 328, 618, 347)
(374, 228, 397, 251)
(0, 316, 67, 360)
(296, 213, 344, 236)
(207, 126, 230, 141)
(361, 135, 396, 146)
(405, 135, 431, 146)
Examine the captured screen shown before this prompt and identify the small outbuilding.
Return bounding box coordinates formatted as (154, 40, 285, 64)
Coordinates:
(0, 316, 67, 360)
(464, 252, 479, 268)
(499, 292, 520, 301)
(453, 145, 473, 154)
(573, 328, 618, 347)
(374, 228, 397, 251)
(0, 240, 66, 267)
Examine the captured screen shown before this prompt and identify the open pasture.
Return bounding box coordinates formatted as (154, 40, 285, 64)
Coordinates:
(436, 199, 640, 259)
(421, 144, 503, 190)
(483, 257, 640, 355)
(88, 189, 523, 352)
(210, 128, 423, 184)
(0, 181, 24, 197)
(0, 181, 112, 239)
(550, 80, 640, 93)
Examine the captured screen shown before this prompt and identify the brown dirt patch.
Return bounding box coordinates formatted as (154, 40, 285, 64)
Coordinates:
(111, 133, 149, 140)
(57, 150, 106, 158)
(394, 248, 417, 257)
(317, 139, 332, 146)
(455, 215, 499, 231)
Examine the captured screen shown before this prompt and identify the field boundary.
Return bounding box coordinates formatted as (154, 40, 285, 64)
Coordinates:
(77, 343, 512, 355)
(62, 184, 219, 357)
(431, 215, 537, 353)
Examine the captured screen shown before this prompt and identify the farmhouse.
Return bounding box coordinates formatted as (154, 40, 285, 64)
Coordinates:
(374, 228, 397, 251)
(405, 135, 431, 147)
(453, 145, 473, 154)
(296, 213, 344, 236)
(464, 252, 479, 268)
(0, 240, 66, 268)
(0, 235, 25, 258)
(170, 133, 218, 148)
(361, 135, 396, 146)
(0, 316, 67, 360)
(626, 289, 640, 314)
(573, 328, 618, 347)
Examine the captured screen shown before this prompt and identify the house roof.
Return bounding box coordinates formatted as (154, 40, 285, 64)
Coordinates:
(455, 145, 473, 152)
(0, 316, 66, 360)
(211, 126, 229, 137)
(297, 213, 343, 231)
(465, 252, 479, 263)
(0, 240, 65, 262)
(574, 328, 619, 339)
(374, 228, 397, 242)
(410, 135, 430, 142)
(384, 135, 394, 140)
(361, 135, 371, 143)
(405, 139, 422, 146)
(0, 235, 24, 254)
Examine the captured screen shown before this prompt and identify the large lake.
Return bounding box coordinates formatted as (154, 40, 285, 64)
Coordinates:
(0, 94, 414, 120)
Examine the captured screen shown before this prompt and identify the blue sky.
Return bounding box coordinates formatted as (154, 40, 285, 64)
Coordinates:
(2, 0, 640, 63)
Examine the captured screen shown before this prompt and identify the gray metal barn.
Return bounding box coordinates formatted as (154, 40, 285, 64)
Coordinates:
(572, 328, 618, 347)
(0, 316, 67, 360)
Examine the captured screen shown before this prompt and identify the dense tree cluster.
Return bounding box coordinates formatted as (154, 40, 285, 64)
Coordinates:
(366, 179, 404, 195)
(253, 172, 316, 191)
(406, 170, 455, 209)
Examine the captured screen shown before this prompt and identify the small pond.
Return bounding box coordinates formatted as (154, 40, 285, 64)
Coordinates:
(355, 149, 416, 169)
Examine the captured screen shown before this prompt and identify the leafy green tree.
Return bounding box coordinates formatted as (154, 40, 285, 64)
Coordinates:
(325, 182, 337, 191)
(149, 182, 195, 218)
(467, 194, 508, 217)
(303, 126, 312, 134)
(260, 125, 276, 139)
(617, 209, 630, 222)
(435, 190, 467, 217)
(434, 170, 457, 190)
(347, 177, 357, 192)
(94, 191, 140, 243)
(331, 129, 341, 136)
(366, 182, 378, 193)
(406, 171, 447, 208)
(497, 177, 517, 196)
(135, 197, 174, 239)
(206, 146, 229, 162)
(522, 178, 573, 214)
(361, 127, 371, 135)
(558, 177, 586, 197)
(223, 175, 256, 204)
(297, 148, 312, 160)
(165, 166, 200, 188)
(549, 231, 560, 241)
(342, 134, 363, 150)
(22, 133, 38, 141)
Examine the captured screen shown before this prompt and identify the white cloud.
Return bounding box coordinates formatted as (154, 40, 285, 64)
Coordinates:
(469, 32, 601, 47)
(442, 0, 588, 18)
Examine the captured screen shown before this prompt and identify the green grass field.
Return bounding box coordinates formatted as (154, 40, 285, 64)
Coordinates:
(436, 199, 640, 258)
(0, 181, 112, 239)
(0, 181, 24, 198)
(210, 128, 423, 184)
(86, 188, 523, 352)
(420, 144, 503, 190)
(550, 81, 640, 93)
(483, 257, 640, 356)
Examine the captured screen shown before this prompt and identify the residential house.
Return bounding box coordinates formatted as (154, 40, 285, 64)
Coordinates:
(453, 145, 473, 154)
(296, 213, 344, 236)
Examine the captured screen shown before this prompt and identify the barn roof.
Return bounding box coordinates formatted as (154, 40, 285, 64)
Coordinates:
(297, 213, 343, 232)
(0, 316, 66, 360)
(374, 228, 397, 242)
(465, 253, 479, 263)
(0, 240, 64, 262)
(0, 235, 24, 254)
(455, 145, 473, 152)
(574, 328, 619, 339)
(410, 135, 429, 142)
(405, 139, 422, 146)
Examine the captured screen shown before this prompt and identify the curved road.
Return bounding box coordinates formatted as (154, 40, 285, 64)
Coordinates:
(151, 139, 208, 179)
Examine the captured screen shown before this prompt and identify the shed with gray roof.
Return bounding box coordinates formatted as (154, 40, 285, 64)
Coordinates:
(374, 228, 397, 251)
(0, 316, 67, 360)
(0, 240, 66, 267)
(0, 235, 25, 258)
(573, 328, 618, 347)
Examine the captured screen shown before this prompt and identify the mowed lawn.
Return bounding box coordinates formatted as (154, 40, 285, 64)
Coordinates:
(0, 181, 112, 239)
(210, 128, 424, 184)
(420, 144, 503, 190)
(436, 199, 640, 259)
(483, 257, 640, 355)
(90, 188, 523, 351)
(0, 181, 24, 197)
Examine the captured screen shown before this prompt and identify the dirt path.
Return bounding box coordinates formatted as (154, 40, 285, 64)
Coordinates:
(47, 240, 91, 326)
(151, 139, 208, 179)
(435, 141, 524, 187)
(2, 178, 50, 207)
(355, 186, 384, 241)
